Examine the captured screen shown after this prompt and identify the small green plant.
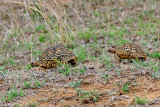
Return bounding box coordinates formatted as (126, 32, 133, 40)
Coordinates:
(103, 52, 114, 70)
(0, 69, 8, 78)
(149, 51, 160, 58)
(39, 34, 46, 42)
(152, 70, 160, 79)
(29, 101, 37, 107)
(63, 65, 72, 76)
(0, 66, 5, 71)
(76, 88, 100, 103)
(74, 67, 86, 74)
(0, 66, 6, 77)
(58, 63, 72, 76)
(73, 68, 86, 74)
(30, 4, 42, 19)
(132, 59, 141, 68)
(136, 31, 147, 36)
(78, 29, 92, 41)
(69, 80, 82, 88)
(75, 46, 88, 62)
(35, 24, 46, 32)
(24, 81, 31, 88)
(118, 38, 128, 45)
(115, 82, 120, 87)
(14, 104, 19, 107)
(2, 58, 15, 66)
(115, 69, 120, 74)
(140, 61, 150, 67)
(133, 95, 149, 105)
(79, 68, 86, 74)
(2, 42, 9, 49)
(39, 98, 51, 102)
(26, 64, 32, 70)
(102, 73, 109, 81)
(0, 86, 24, 102)
(25, 43, 32, 50)
(32, 50, 42, 58)
(34, 80, 45, 88)
(92, 10, 99, 17)
(122, 83, 129, 93)
(149, 61, 160, 79)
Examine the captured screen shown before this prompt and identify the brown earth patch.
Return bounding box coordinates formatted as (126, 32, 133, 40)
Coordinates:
(19, 74, 160, 106)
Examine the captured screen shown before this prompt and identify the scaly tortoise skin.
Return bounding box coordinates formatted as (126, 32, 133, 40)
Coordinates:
(108, 43, 147, 62)
(31, 44, 77, 70)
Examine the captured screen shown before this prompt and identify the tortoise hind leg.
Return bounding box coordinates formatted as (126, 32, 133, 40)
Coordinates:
(31, 62, 38, 67)
(114, 54, 121, 62)
(39, 66, 46, 71)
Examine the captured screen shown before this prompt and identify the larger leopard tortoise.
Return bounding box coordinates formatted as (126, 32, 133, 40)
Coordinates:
(108, 43, 146, 62)
(31, 44, 77, 70)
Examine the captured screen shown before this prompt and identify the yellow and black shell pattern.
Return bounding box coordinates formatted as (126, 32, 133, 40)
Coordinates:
(31, 44, 77, 69)
(114, 43, 146, 61)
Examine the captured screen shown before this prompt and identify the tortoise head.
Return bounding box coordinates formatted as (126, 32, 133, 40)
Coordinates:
(138, 53, 147, 61)
(67, 52, 77, 65)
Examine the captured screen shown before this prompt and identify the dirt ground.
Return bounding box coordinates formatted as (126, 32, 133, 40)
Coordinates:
(19, 68, 160, 107)
(1, 59, 160, 106)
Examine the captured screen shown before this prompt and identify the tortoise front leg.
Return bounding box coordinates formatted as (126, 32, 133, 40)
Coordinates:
(114, 54, 121, 62)
(39, 66, 46, 71)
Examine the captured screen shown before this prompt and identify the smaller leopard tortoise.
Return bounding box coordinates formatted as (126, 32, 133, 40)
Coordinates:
(108, 43, 147, 62)
(31, 44, 77, 70)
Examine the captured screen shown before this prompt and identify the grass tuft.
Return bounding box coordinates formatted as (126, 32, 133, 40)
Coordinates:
(133, 95, 149, 105)
(0, 86, 24, 102)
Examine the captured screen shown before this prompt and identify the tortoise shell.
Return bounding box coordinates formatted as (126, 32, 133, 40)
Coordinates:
(31, 44, 77, 70)
(109, 43, 146, 61)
